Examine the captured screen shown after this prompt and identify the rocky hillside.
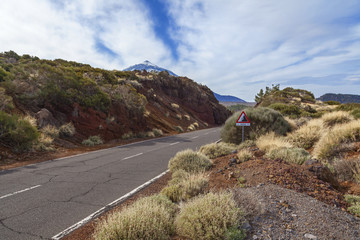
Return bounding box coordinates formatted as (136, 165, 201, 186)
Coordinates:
(318, 93, 360, 103)
(0, 51, 230, 155)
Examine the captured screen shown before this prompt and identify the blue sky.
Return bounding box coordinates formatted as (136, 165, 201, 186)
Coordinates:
(1, 0, 360, 101)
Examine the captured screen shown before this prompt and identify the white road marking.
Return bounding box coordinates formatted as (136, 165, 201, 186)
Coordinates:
(0, 185, 41, 200)
(51, 170, 169, 240)
(169, 142, 180, 146)
(204, 132, 209, 135)
(122, 153, 143, 160)
(191, 136, 199, 139)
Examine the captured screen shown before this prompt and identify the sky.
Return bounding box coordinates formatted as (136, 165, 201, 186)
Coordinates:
(1, 0, 360, 102)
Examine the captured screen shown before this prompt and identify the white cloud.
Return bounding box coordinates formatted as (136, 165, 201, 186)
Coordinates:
(166, 0, 360, 101)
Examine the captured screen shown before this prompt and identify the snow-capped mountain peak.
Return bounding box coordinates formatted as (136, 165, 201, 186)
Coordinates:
(123, 61, 178, 76)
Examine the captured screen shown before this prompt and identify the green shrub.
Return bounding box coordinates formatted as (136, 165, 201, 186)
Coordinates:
(325, 100, 340, 105)
(221, 108, 291, 144)
(267, 147, 311, 165)
(344, 194, 360, 217)
(93, 194, 177, 240)
(82, 135, 103, 146)
(175, 192, 244, 240)
(161, 172, 208, 202)
(225, 227, 246, 240)
(168, 149, 212, 173)
(0, 111, 39, 151)
(268, 103, 301, 117)
(199, 142, 236, 159)
(59, 122, 75, 137)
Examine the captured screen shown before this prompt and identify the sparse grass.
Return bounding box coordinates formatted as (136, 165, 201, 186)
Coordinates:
(93, 194, 177, 240)
(333, 158, 360, 183)
(22, 114, 37, 127)
(287, 119, 323, 149)
(256, 132, 292, 153)
(59, 122, 75, 137)
(344, 194, 360, 217)
(175, 126, 184, 133)
(161, 172, 208, 202)
(152, 128, 163, 137)
(41, 125, 59, 138)
(267, 147, 311, 165)
(322, 111, 353, 127)
(82, 135, 103, 146)
(237, 149, 253, 163)
(285, 116, 298, 131)
(168, 149, 212, 173)
(175, 191, 244, 240)
(199, 142, 237, 159)
(313, 120, 360, 161)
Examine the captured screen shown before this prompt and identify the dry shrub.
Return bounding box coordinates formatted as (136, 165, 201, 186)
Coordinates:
(22, 114, 37, 127)
(93, 194, 177, 240)
(59, 122, 75, 137)
(267, 147, 311, 165)
(161, 172, 208, 202)
(322, 111, 353, 127)
(238, 140, 256, 150)
(187, 124, 195, 131)
(171, 103, 180, 109)
(287, 118, 323, 149)
(193, 122, 199, 128)
(34, 133, 55, 151)
(82, 135, 103, 146)
(333, 158, 360, 183)
(237, 149, 253, 163)
(313, 120, 360, 160)
(184, 114, 190, 121)
(175, 192, 244, 240)
(175, 126, 183, 133)
(168, 149, 212, 173)
(41, 125, 59, 138)
(152, 128, 163, 137)
(176, 114, 182, 120)
(122, 131, 134, 140)
(284, 116, 298, 131)
(199, 142, 236, 159)
(256, 132, 292, 153)
(146, 131, 155, 138)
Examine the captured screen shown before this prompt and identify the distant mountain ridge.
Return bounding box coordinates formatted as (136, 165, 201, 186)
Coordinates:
(317, 93, 360, 103)
(213, 93, 246, 103)
(123, 60, 178, 76)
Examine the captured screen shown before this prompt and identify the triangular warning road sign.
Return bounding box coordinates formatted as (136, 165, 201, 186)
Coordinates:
(236, 111, 250, 126)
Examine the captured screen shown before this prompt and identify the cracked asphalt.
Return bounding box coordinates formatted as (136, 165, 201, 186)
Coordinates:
(0, 127, 221, 240)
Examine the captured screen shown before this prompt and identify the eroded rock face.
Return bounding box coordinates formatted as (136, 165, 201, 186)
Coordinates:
(36, 108, 60, 128)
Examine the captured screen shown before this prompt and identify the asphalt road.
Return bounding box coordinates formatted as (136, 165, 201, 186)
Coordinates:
(0, 127, 221, 240)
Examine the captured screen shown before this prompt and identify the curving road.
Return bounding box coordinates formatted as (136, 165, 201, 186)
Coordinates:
(0, 127, 221, 240)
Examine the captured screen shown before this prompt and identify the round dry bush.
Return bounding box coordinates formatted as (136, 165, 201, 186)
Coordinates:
(287, 119, 323, 149)
(221, 107, 291, 144)
(175, 192, 244, 240)
(168, 149, 212, 173)
(237, 149, 253, 163)
(161, 172, 209, 202)
(199, 142, 237, 159)
(59, 122, 75, 137)
(256, 132, 292, 153)
(322, 111, 353, 127)
(93, 194, 177, 240)
(267, 147, 311, 165)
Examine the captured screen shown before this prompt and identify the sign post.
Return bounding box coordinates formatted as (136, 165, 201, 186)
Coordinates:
(236, 111, 251, 142)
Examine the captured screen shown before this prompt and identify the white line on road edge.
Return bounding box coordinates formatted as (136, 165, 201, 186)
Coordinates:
(51, 170, 169, 240)
(0, 185, 41, 200)
(122, 152, 143, 160)
(169, 142, 180, 146)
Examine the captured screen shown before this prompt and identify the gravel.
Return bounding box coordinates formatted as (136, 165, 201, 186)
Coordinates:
(234, 184, 360, 240)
